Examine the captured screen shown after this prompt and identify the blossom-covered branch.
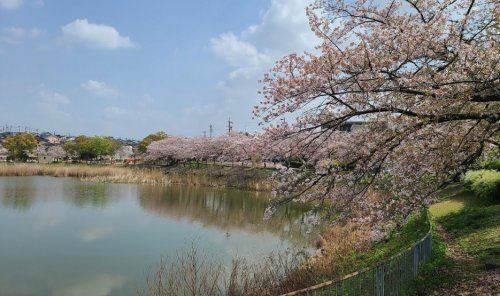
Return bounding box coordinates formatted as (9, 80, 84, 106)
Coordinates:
(255, 0, 499, 224)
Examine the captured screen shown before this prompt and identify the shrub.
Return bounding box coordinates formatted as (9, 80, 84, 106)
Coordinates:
(462, 170, 500, 200)
(481, 159, 500, 171)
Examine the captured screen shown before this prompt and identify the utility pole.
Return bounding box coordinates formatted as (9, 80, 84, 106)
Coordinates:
(209, 124, 213, 138)
(281, 118, 286, 125)
(227, 117, 233, 134)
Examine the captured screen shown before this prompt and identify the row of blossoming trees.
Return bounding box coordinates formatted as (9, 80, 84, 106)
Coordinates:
(144, 132, 281, 165)
(147, 0, 498, 228)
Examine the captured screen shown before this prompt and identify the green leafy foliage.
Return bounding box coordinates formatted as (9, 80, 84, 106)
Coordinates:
(138, 131, 167, 153)
(462, 170, 500, 200)
(481, 159, 500, 171)
(63, 136, 119, 160)
(2, 133, 39, 161)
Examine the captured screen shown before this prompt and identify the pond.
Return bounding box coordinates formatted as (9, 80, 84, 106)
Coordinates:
(0, 176, 314, 296)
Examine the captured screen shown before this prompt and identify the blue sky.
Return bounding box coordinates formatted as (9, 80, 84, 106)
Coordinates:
(0, 0, 317, 139)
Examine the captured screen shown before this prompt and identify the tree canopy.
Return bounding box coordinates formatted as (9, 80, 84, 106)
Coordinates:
(2, 133, 39, 161)
(138, 131, 168, 153)
(255, 0, 499, 224)
(63, 136, 119, 160)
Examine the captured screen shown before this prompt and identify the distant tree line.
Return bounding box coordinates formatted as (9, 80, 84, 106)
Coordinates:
(63, 136, 120, 160)
(2, 133, 38, 161)
(0, 132, 124, 162)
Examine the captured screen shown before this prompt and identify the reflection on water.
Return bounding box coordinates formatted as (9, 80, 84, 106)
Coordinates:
(64, 182, 112, 208)
(0, 176, 314, 296)
(138, 185, 316, 241)
(0, 177, 36, 211)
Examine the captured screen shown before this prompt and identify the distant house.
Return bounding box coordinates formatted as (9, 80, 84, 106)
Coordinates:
(321, 121, 365, 132)
(46, 135, 61, 145)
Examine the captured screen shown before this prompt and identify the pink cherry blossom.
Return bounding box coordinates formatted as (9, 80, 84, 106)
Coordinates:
(255, 0, 499, 225)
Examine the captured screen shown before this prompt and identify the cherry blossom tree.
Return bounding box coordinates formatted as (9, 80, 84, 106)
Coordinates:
(47, 146, 67, 160)
(145, 133, 264, 164)
(256, 0, 499, 223)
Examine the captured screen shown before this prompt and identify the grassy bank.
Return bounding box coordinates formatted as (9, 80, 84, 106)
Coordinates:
(411, 184, 499, 295)
(0, 163, 274, 191)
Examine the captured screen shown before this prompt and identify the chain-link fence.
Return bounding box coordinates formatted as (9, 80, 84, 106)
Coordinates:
(282, 227, 432, 296)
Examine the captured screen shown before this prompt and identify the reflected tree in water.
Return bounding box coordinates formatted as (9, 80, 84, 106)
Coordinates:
(138, 185, 318, 242)
(1, 178, 36, 211)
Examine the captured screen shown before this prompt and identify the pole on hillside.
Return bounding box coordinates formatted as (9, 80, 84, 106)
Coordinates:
(227, 117, 233, 134)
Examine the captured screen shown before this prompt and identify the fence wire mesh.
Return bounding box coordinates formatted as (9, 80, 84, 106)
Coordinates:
(282, 228, 432, 296)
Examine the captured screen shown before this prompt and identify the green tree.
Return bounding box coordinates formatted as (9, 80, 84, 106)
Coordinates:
(138, 131, 167, 153)
(63, 136, 119, 160)
(2, 133, 39, 161)
(79, 137, 118, 160)
(63, 140, 78, 157)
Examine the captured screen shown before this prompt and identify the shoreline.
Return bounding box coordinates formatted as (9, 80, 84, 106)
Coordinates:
(0, 163, 275, 191)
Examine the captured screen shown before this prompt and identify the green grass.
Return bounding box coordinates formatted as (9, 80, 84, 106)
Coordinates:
(410, 183, 500, 294)
(358, 212, 430, 266)
(410, 224, 454, 295)
(338, 212, 430, 273)
(438, 205, 500, 263)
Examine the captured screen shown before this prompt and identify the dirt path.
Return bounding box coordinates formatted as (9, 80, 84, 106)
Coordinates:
(428, 224, 499, 296)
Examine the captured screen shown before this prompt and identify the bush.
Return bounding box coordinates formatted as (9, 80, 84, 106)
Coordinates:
(462, 170, 500, 200)
(481, 159, 500, 171)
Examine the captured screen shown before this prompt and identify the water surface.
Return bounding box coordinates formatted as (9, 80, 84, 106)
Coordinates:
(0, 176, 313, 296)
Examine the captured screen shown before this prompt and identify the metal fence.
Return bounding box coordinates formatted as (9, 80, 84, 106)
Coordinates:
(282, 228, 432, 296)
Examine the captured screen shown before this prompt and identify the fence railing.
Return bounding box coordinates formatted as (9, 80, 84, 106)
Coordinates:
(282, 226, 432, 296)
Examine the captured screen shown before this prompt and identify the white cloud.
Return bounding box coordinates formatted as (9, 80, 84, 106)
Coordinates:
(210, 32, 269, 68)
(52, 274, 125, 296)
(138, 94, 155, 108)
(210, 0, 316, 81)
(205, 0, 317, 131)
(104, 106, 127, 117)
(61, 19, 136, 50)
(0, 0, 22, 10)
(78, 225, 114, 243)
(36, 87, 71, 118)
(1, 27, 44, 44)
(81, 80, 118, 98)
(241, 0, 316, 53)
(39, 89, 70, 105)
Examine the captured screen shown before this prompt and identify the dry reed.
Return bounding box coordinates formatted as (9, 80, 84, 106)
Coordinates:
(141, 242, 314, 296)
(0, 163, 273, 191)
(0, 163, 171, 184)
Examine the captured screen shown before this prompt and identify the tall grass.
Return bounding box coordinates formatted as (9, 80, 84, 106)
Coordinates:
(0, 163, 170, 184)
(141, 243, 314, 296)
(0, 163, 274, 190)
